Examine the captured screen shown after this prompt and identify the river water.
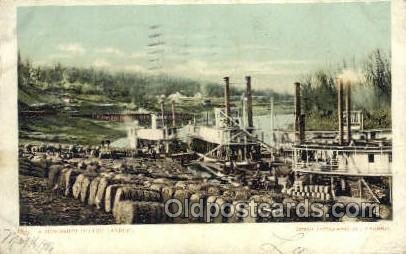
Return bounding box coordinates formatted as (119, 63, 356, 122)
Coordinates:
(253, 114, 294, 145)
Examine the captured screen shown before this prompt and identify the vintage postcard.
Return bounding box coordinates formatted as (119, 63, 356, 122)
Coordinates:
(1, 0, 406, 253)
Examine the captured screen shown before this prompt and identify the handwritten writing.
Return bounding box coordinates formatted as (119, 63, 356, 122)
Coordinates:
(259, 232, 307, 254)
(0, 228, 54, 254)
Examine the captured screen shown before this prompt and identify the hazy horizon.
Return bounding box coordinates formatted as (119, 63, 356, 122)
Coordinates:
(18, 2, 390, 93)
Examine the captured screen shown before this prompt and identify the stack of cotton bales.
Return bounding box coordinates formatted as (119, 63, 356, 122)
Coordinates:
(286, 184, 332, 201)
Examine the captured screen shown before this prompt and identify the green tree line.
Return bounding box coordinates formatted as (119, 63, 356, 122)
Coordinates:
(18, 53, 289, 110)
(300, 49, 391, 130)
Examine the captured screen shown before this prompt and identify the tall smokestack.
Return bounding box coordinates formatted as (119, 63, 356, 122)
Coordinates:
(338, 79, 344, 145)
(300, 114, 305, 143)
(246, 76, 253, 131)
(294, 82, 303, 144)
(346, 81, 352, 144)
(224, 77, 231, 122)
(171, 101, 176, 127)
(270, 97, 274, 132)
(160, 98, 165, 128)
(241, 93, 246, 128)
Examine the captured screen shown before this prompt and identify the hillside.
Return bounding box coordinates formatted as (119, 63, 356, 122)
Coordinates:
(18, 59, 292, 145)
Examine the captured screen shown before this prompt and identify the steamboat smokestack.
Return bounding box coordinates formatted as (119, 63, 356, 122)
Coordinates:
(337, 79, 344, 145)
(300, 114, 305, 143)
(160, 96, 165, 128)
(294, 82, 304, 144)
(346, 81, 352, 144)
(224, 77, 231, 122)
(246, 76, 253, 131)
(171, 100, 176, 127)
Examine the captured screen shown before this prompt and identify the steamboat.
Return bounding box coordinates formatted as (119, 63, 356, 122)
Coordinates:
(186, 76, 273, 175)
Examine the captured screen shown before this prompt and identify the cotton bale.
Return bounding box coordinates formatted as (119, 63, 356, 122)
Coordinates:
(55, 167, 72, 194)
(112, 187, 145, 218)
(88, 177, 102, 206)
(79, 173, 98, 203)
(95, 177, 114, 209)
(104, 184, 132, 213)
(72, 174, 85, 199)
(207, 185, 221, 196)
(205, 196, 218, 223)
(187, 183, 205, 193)
(212, 196, 231, 223)
(161, 186, 178, 202)
(173, 189, 192, 223)
(62, 169, 82, 197)
(47, 164, 63, 189)
(175, 181, 188, 189)
(115, 201, 166, 224)
(149, 183, 167, 193)
(188, 192, 207, 223)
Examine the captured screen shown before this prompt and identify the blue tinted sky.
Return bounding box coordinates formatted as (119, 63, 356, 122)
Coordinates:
(17, 2, 390, 92)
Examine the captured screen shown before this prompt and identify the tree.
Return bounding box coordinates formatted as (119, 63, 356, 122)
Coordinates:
(300, 48, 391, 130)
(363, 49, 391, 108)
(301, 70, 337, 116)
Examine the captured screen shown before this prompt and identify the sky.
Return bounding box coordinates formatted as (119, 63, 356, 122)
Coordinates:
(17, 2, 390, 93)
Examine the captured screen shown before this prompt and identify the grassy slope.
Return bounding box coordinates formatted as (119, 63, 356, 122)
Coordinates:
(19, 82, 129, 145)
(19, 114, 127, 145)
